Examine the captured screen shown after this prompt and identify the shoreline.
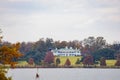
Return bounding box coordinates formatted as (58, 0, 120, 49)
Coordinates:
(12, 66, 120, 69)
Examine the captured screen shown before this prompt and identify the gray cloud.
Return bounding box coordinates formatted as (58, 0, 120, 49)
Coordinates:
(0, 0, 120, 43)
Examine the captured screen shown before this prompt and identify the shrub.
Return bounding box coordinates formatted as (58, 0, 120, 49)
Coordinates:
(64, 58, 71, 67)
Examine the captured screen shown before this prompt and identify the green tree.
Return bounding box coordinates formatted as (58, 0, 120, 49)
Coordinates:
(75, 58, 80, 64)
(92, 48, 115, 61)
(56, 57, 61, 66)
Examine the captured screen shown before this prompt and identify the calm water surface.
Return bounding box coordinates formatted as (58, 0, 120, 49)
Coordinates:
(7, 68, 120, 80)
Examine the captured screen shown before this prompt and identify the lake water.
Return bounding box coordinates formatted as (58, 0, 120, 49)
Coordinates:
(7, 68, 120, 80)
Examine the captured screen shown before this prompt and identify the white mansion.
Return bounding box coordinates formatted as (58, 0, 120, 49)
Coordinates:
(52, 47, 81, 56)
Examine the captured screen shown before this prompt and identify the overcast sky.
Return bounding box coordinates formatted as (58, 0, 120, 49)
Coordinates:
(0, 0, 120, 43)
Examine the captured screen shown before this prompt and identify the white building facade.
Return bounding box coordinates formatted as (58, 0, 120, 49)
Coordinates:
(52, 47, 81, 56)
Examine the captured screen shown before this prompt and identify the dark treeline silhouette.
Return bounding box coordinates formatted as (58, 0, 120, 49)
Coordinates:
(1, 37, 120, 64)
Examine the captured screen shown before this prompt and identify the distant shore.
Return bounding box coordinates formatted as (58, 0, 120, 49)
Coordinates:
(12, 65, 120, 69)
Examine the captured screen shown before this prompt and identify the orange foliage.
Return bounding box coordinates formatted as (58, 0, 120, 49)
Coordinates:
(0, 42, 23, 68)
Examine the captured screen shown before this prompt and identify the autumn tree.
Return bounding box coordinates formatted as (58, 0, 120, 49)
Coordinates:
(67, 40, 82, 50)
(44, 49, 54, 64)
(100, 57, 106, 66)
(115, 54, 120, 66)
(0, 29, 23, 80)
(82, 36, 106, 54)
(0, 43, 23, 67)
(0, 71, 12, 80)
(59, 41, 68, 48)
(83, 54, 94, 67)
(28, 58, 34, 65)
(64, 58, 71, 67)
(0, 29, 10, 80)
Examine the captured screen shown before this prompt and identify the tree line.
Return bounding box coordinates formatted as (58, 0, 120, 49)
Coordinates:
(1, 36, 120, 64)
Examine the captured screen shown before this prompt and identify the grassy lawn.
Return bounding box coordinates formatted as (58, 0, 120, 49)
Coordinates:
(16, 61, 28, 66)
(55, 56, 117, 67)
(17, 57, 117, 67)
(106, 60, 116, 66)
(55, 56, 82, 66)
